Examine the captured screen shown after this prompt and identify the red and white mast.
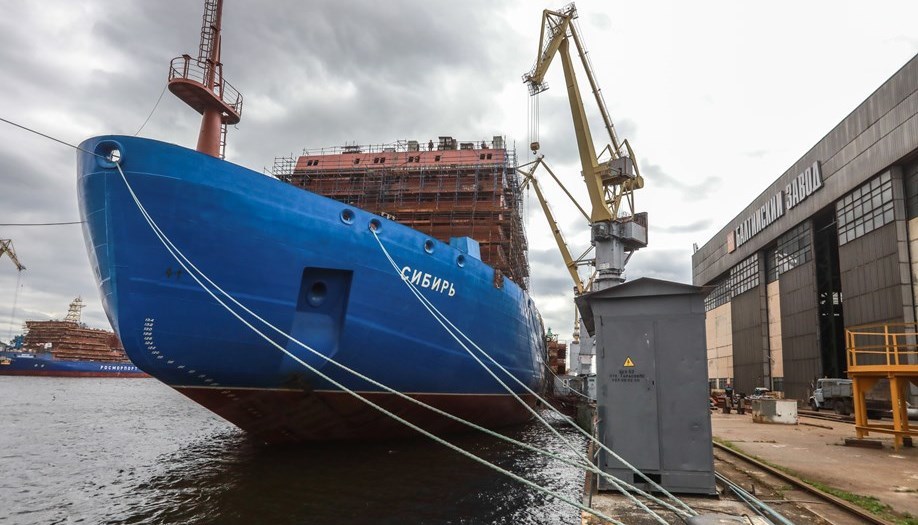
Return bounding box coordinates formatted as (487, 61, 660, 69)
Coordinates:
(167, 0, 243, 159)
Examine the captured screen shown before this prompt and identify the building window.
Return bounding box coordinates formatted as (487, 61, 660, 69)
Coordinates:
(704, 275, 731, 312)
(731, 254, 759, 297)
(836, 171, 894, 245)
(704, 254, 760, 312)
(766, 221, 812, 282)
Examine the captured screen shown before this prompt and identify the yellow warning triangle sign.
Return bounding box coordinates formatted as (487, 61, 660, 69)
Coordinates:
(623, 357, 635, 367)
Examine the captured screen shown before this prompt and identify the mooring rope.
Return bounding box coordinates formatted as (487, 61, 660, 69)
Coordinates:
(110, 162, 629, 525)
(371, 231, 693, 521)
(371, 232, 681, 522)
(0, 110, 685, 523)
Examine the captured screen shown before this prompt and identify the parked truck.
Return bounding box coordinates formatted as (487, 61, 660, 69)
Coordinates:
(809, 377, 901, 418)
(809, 378, 855, 415)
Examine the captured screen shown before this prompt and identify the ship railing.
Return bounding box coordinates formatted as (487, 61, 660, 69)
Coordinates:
(169, 55, 243, 115)
(301, 138, 508, 157)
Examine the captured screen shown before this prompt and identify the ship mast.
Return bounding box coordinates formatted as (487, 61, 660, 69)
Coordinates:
(167, 0, 243, 159)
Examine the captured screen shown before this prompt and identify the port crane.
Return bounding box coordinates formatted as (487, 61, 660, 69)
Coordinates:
(1, 238, 25, 340)
(521, 3, 647, 293)
(0, 239, 25, 272)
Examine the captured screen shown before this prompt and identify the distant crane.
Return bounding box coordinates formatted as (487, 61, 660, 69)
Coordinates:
(522, 2, 647, 293)
(1, 238, 25, 340)
(0, 239, 25, 272)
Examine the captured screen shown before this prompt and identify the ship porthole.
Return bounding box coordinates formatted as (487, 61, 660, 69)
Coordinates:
(95, 140, 125, 169)
(308, 281, 327, 307)
(369, 219, 382, 232)
(340, 209, 355, 224)
(424, 239, 434, 253)
(457, 255, 466, 267)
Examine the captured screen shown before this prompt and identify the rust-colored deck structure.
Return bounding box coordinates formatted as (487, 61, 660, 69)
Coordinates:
(278, 136, 530, 288)
(545, 330, 567, 375)
(846, 322, 918, 449)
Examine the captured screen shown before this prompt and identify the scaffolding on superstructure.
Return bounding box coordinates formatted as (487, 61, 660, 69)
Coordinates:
(282, 136, 530, 289)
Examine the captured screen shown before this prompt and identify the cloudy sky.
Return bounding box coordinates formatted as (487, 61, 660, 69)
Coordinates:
(1, 0, 917, 344)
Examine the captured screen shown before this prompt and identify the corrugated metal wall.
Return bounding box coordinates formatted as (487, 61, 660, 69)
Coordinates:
(778, 260, 820, 401)
(838, 222, 903, 327)
(730, 286, 766, 395)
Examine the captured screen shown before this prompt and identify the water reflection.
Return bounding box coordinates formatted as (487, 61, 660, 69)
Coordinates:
(106, 417, 586, 525)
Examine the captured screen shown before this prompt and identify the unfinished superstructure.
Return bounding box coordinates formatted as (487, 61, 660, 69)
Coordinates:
(278, 136, 530, 288)
(20, 298, 127, 363)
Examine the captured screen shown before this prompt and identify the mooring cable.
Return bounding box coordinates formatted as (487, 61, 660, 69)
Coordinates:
(371, 231, 682, 523)
(106, 149, 679, 523)
(0, 109, 675, 523)
(102, 169, 600, 470)
(372, 231, 697, 518)
(110, 162, 627, 525)
(716, 473, 794, 525)
(109, 155, 681, 522)
(388, 247, 697, 515)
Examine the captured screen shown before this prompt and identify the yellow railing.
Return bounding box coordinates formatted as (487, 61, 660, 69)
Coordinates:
(846, 322, 918, 370)
(845, 322, 918, 449)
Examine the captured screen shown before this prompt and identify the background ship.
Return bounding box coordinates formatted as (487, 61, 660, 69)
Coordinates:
(0, 298, 145, 377)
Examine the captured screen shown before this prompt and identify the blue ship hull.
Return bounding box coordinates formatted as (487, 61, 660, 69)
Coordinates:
(77, 136, 545, 442)
(0, 351, 145, 377)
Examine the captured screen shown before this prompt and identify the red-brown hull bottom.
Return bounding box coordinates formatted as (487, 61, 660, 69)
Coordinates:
(175, 386, 538, 443)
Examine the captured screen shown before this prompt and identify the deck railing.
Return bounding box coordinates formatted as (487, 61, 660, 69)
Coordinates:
(168, 55, 243, 115)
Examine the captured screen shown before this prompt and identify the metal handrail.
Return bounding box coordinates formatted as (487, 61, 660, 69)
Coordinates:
(168, 55, 243, 115)
(846, 322, 918, 368)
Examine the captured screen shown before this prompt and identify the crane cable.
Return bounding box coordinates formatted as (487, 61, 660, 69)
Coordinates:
(528, 92, 540, 153)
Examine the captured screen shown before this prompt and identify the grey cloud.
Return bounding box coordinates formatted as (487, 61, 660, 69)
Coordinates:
(654, 219, 713, 234)
(640, 161, 719, 201)
(626, 248, 694, 284)
(529, 272, 579, 296)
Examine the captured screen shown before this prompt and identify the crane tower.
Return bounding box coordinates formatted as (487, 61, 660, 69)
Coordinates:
(522, 3, 647, 292)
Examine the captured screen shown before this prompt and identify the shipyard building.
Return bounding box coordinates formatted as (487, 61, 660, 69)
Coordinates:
(692, 55, 918, 402)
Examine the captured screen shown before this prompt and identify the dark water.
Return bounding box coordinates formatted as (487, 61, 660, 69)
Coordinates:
(0, 377, 587, 525)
